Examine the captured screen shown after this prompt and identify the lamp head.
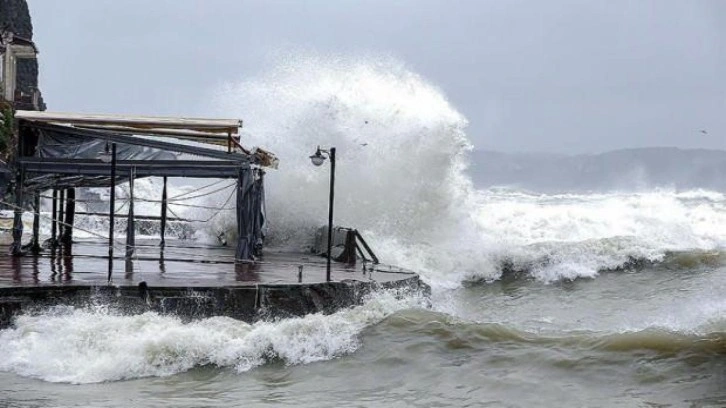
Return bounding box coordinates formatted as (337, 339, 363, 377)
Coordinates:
(309, 147, 326, 166)
(98, 141, 112, 163)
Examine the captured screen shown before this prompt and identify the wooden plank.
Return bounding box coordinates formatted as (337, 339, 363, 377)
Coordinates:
(14, 111, 241, 133)
(71, 124, 230, 145)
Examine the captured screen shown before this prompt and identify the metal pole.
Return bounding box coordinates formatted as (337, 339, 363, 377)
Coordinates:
(107, 143, 116, 282)
(160, 176, 167, 248)
(326, 147, 336, 282)
(125, 168, 135, 259)
(57, 189, 65, 242)
(62, 188, 75, 245)
(11, 117, 23, 256)
(31, 191, 41, 253)
(50, 188, 57, 249)
(10, 167, 24, 256)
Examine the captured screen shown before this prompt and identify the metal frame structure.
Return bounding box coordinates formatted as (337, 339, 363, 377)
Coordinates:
(8, 112, 271, 276)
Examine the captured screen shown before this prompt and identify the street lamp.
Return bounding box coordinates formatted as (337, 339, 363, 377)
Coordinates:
(310, 146, 336, 282)
(98, 141, 113, 163)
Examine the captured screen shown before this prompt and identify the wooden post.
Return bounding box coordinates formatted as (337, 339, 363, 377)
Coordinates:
(61, 188, 75, 245)
(160, 176, 167, 248)
(125, 169, 135, 259)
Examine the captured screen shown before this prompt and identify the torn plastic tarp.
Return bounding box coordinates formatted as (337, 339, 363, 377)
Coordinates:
(236, 168, 266, 260)
(35, 125, 175, 161)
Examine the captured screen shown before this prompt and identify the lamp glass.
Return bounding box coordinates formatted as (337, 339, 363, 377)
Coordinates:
(310, 154, 325, 166)
(98, 152, 112, 163)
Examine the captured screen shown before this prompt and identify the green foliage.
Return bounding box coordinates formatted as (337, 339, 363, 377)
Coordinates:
(0, 107, 12, 156)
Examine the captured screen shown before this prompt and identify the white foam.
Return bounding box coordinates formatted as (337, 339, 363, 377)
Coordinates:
(0, 291, 424, 383)
(35, 52, 726, 286)
(207, 52, 726, 286)
(469, 189, 726, 283)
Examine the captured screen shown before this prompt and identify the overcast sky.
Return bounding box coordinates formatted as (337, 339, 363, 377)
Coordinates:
(28, 0, 726, 154)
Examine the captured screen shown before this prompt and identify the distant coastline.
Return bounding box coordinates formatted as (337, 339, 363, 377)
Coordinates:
(468, 147, 726, 193)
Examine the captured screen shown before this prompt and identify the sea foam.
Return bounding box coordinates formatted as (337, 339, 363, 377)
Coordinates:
(0, 290, 424, 383)
(208, 52, 726, 286)
(45, 52, 726, 286)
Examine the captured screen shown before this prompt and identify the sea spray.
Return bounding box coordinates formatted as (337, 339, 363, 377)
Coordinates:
(211, 52, 496, 286)
(209, 52, 726, 286)
(50, 53, 726, 286)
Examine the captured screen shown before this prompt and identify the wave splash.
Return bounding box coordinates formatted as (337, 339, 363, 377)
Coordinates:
(469, 188, 726, 283)
(210, 52, 726, 286)
(0, 291, 425, 383)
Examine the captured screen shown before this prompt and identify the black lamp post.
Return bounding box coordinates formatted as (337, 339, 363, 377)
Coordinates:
(310, 146, 336, 282)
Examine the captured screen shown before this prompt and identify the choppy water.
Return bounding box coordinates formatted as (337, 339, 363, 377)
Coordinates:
(2, 54, 725, 406)
(1, 266, 724, 407)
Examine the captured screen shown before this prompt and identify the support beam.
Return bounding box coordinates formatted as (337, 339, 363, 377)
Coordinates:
(61, 188, 75, 245)
(73, 211, 191, 223)
(14, 111, 241, 133)
(57, 189, 65, 243)
(160, 176, 167, 248)
(354, 230, 380, 265)
(107, 143, 116, 282)
(10, 168, 24, 256)
(49, 188, 57, 250)
(20, 158, 246, 179)
(125, 169, 135, 259)
(30, 191, 41, 254)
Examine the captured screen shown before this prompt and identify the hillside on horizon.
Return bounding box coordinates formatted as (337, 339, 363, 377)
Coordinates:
(468, 147, 726, 193)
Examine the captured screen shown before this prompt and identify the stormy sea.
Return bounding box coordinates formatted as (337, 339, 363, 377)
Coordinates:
(1, 55, 724, 407)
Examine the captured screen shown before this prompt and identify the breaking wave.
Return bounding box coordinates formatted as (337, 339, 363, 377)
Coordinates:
(3, 294, 722, 384)
(210, 52, 726, 287)
(0, 290, 426, 383)
(377, 308, 726, 356)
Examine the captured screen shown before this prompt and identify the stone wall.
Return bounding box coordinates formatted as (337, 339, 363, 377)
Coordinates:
(0, 0, 45, 110)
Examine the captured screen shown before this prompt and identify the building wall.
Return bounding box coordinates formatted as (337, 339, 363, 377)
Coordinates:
(0, 0, 45, 110)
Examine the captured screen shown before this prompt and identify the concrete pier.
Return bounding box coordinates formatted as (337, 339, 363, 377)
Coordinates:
(0, 239, 429, 327)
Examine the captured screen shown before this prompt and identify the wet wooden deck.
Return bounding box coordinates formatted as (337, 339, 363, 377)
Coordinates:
(0, 239, 416, 288)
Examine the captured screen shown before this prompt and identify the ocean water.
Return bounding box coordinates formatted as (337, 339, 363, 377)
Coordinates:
(1, 54, 724, 407)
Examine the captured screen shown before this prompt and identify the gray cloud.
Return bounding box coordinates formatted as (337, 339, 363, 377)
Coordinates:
(28, 0, 726, 153)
